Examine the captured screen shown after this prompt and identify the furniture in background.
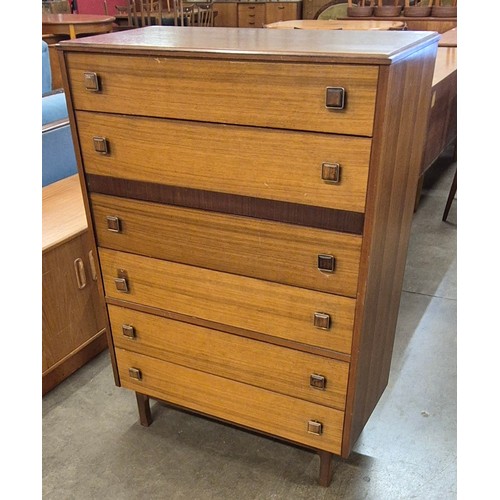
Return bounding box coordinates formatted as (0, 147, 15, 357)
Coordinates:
(264, 18, 403, 28)
(176, 1, 215, 27)
(415, 38, 456, 209)
(42, 40, 77, 186)
(42, 41, 107, 395)
(42, 13, 116, 38)
(58, 26, 438, 485)
(124, 0, 164, 26)
(314, 0, 349, 20)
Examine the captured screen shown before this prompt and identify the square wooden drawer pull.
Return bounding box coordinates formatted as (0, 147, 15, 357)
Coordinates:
(84, 71, 100, 92)
(114, 277, 129, 293)
(325, 87, 345, 110)
(106, 215, 121, 233)
(128, 367, 142, 380)
(307, 420, 323, 436)
(122, 324, 136, 339)
(317, 254, 335, 273)
(321, 162, 341, 184)
(313, 312, 331, 330)
(310, 374, 327, 390)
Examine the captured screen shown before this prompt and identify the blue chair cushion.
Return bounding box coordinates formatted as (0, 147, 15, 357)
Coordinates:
(42, 122, 78, 187)
(42, 40, 52, 95)
(42, 92, 69, 125)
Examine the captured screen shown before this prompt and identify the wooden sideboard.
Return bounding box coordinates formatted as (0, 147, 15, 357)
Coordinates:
(214, 1, 302, 27)
(42, 175, 107, 395)
(58, 26, 438, 485)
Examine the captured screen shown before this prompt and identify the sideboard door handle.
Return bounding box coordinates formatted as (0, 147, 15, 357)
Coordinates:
(74, 258, 87, 289)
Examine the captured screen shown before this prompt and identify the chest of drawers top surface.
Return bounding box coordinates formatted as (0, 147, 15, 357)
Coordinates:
(59, 26, 438, 63)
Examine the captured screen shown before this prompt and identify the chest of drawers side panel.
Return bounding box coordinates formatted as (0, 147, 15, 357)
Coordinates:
(342, 43, 438, 457)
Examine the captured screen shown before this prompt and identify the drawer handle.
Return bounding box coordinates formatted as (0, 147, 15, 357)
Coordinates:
(307, 420, 323, 436)
(128, 367, 142, 380)
(325, 87, 345, 110)
(313, 312, 331, 330)
(114, 277, 129, 293)
(84, 71, 100, 92)
(310, 374, 327, 390)
(106, 215, 121, 233)
(93, 136, 109, 155)
(73, 258, 87, 289)
(278, 5, 285, 8)
(317, 254, 335, 273)
(321, 162, 341, 184)
(122, 324, 136, 339)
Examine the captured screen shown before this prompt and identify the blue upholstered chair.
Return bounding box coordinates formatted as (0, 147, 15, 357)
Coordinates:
(42, 40, 78, 187)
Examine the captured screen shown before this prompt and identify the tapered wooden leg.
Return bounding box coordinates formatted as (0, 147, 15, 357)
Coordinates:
(135, 392, 152, 427)
(318, 450, 334, 487)
(442, 170, 457, 222)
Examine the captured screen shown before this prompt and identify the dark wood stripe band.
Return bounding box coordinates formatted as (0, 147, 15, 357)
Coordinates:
(86, 174, 364, 235)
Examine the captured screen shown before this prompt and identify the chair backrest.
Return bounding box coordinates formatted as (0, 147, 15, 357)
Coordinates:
(173, 0, 214, 27)
(315, 1, 350, 19)
(127, 0, 163, 27)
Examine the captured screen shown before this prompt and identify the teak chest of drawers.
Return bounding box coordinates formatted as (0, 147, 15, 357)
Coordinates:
(58, 26, 438, 486)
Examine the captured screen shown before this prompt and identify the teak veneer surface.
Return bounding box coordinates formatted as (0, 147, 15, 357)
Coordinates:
(59, 26, 439, 64)
(42, 174, 87, 252)
(78, 112, 372, 212)
(109, 305, 349, 410)
(99, 248, 356, 354)
(91, 194, 362, 297)
(67, 54, 378, 136)
(116, 348, 345, 454)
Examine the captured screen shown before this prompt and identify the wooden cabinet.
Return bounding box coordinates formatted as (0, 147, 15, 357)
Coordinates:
(213, 2, 238, 27)
(58, 27, 438, 485)
(42, 175, 107, 395)
(265, 2, 301, 24)
(214, 1, 301, 27)
(237, 2, 266, 27)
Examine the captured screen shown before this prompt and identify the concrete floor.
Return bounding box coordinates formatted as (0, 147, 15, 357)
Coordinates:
(42, 155, 457, 499)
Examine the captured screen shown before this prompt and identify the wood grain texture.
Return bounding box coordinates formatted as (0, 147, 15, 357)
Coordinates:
(77, 111, 371, 212)
(42, 230, 107, 380)
(213, 3, 238, 27)
(91, 194, 362, 297)
(42, 175, 87, 252)
(99, 248, 356, 354)
(66, 52, 378, 136)
(58, 26, 439, 65)
(110, 305, 349, 409)
(87, 175, 365, 235)
(116, 348, 344, 454)
(342, 42, 438, 457)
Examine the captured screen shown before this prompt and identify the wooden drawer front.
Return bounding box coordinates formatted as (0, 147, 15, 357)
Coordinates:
(92, 194, 362, 297)
(110, 305, 349, 410)
(100, 249, 355, 354)
(116, 348, 344, 454)
(66, 53, 378, 136)
(78, 112, 370, 213)
(238, 3, 266, 27)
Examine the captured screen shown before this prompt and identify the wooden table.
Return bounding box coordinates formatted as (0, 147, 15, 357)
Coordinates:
(42, 13, 116, 39)
(264, 19, 405, 30)
(439, 27, 457, 47)
(338, 16, 457, 33)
